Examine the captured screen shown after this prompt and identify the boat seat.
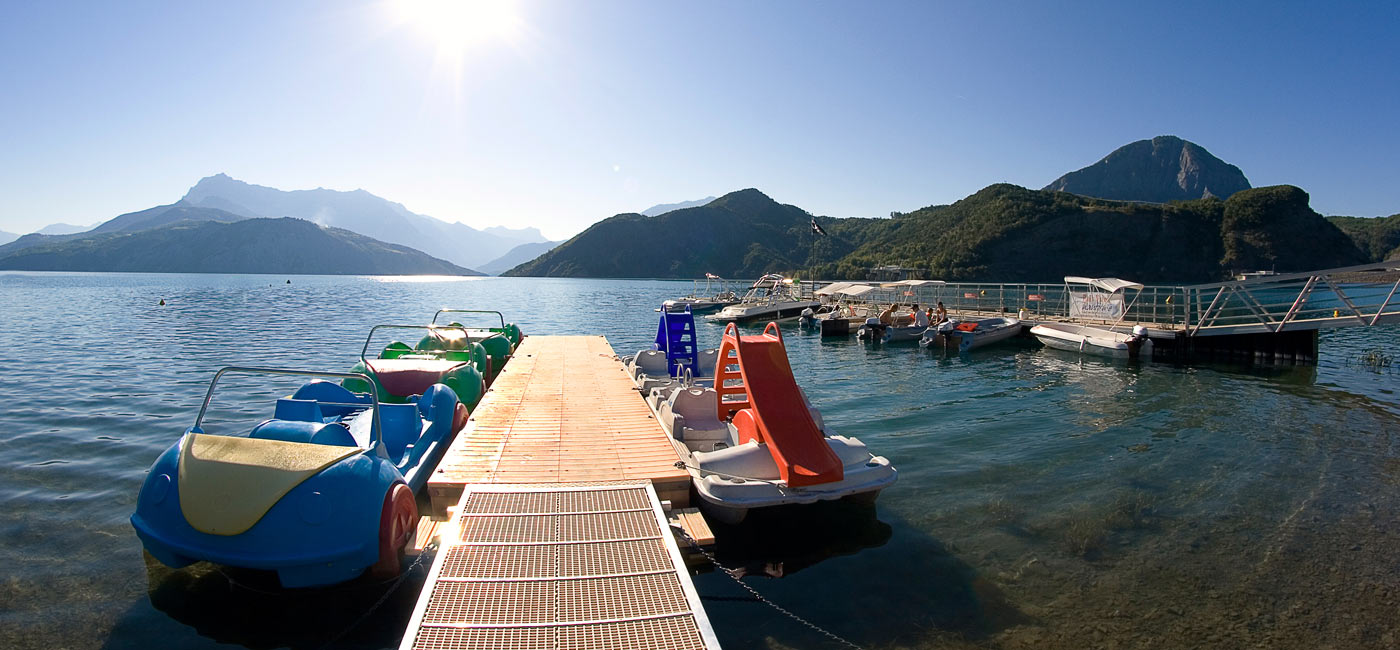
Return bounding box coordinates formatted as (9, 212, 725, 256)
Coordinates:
(273, 398, 323, 422)
(365, 358, 466, 397)
(628, 350, 668, 383)
(662, 387, 731, 451)
(378, 403, 423, 462)
(249, 420, 357, 447)
(694, 348, 719, 378)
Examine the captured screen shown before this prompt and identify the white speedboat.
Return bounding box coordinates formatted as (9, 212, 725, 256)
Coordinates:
(705, 274, 820, 323)
(1030, 322, 1152, 358)
(646, 323, 897, 524)
(921, 317, 1023, 352)
(661, 275, 738, 314)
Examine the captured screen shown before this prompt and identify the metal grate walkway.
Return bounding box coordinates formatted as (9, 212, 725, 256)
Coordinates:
(400, 483, 720, 650)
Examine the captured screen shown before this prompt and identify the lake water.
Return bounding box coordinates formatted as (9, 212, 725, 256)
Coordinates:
(1, 272, 1396, 650)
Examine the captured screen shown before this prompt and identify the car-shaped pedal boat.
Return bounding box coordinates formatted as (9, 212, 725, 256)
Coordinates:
(345, 324, 486, 414)
(131, 367, 463, 588)
(424, 309, 523, 382)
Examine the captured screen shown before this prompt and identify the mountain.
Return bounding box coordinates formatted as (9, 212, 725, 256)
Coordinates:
(178, 174, 545, 269)
(90, 202, 244, 233)
(0, 230, 16, 246)
(35, 223, 91, 235)
(1328, 213, 1400, 262)
(0, 217, 480, 275)
(828, 184, 1364, 282)
(507, 184, 1365, 283)
(506, 189, 878, 278)
(1044, 136, 1252, 202)
(479, 240, 562, 275)
(641, 197, 717, 217)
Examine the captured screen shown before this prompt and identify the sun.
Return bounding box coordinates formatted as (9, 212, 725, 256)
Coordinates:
(387, 0, 521, 54)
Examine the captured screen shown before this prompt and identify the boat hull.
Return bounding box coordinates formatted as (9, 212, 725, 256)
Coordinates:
(921, 318, 1023, 352)
(1030, 322, 1153, 359)
(705, 301, 821, 323)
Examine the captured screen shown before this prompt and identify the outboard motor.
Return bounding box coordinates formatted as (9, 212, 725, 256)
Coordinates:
(1126, 325, 1148, 359)
(799, 307, 816, 329)
(857, 317, 884, 341)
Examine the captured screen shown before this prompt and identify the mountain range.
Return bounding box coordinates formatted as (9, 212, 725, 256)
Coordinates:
(0, 174, 565, 275)
(641, 197, 717, 217)
(179, 174, 547, 270)
(507, 137, 1379, 282)
(0, 217, 474, 275)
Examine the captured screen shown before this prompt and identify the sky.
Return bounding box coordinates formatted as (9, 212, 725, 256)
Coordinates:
(2, 0, 1397, 239)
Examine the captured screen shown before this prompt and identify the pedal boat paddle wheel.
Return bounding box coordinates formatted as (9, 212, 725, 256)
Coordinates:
(131, 367, 466, 588)
(648, 322, 898, 524)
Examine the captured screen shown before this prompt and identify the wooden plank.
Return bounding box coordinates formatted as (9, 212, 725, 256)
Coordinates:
(668, 507, 715, 547)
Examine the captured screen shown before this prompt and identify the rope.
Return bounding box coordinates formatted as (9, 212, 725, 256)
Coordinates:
(670, 524, 864, 650)
(672, 460, 797, 492)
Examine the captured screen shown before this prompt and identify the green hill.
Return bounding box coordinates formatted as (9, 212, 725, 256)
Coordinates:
(0, 217, 481, 275)
(1328, 213, 1400, 262)
(504, 189, 884, 278)
(508, 185, 1366, 283)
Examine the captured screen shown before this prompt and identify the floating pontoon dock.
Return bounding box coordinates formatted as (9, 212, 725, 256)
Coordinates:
(404, 336, 717, 650)
(427, 336, 691, 515)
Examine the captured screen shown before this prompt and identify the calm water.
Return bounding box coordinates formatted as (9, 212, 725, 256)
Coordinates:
(1, 272, 1396, 650)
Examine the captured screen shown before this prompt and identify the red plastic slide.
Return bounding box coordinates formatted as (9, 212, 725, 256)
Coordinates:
(714, 323, 843, 487)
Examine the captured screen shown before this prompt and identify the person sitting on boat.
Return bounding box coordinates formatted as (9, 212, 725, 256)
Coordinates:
(913, 304, 930, 328)
(878, 304, 896, 326)
(935, 301, 948, 324)
(925, 306, 936, 325)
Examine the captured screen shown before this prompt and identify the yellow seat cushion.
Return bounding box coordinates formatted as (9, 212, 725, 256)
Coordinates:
(178, 433, 361, 536)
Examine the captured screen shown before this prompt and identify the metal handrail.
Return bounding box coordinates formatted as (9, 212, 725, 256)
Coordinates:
(360, 323, 470, 364)
(192, 366, 383, 447)
(432, 309, 506, 329)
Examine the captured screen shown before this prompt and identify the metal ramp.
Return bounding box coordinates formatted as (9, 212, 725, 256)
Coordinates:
(400, 483, 720, 650)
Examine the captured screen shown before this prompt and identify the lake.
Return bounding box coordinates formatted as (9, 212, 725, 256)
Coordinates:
(1, 272, 1396, 649)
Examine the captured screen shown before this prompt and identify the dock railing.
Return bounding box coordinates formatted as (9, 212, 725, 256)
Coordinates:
(802, 262, 1400, 336)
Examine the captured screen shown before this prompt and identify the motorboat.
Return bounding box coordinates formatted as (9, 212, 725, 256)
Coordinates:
(662, 275, 739, 314)
(800, 283, 879, 336)
(132, 367, 462, 587)
(344, 324, 487, 411)
(920, 316, 1023, 352)
(855, 304, 929, 343)
(647, 323, 897, 524)
(705, 274, 820, 323)
(1031, 322, 1153, 359)
(1029, 276, 1153, 359)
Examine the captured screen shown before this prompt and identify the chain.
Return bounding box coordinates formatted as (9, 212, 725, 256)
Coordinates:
(318, 550, 430, 650)
(671, 524, 864, 650)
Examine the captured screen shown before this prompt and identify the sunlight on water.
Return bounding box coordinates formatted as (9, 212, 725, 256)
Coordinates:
(0, 272, 1396, 650)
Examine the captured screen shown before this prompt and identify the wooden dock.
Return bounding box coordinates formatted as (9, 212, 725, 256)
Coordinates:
(403, 336, 718, 648)
(427, 336, 692, 518)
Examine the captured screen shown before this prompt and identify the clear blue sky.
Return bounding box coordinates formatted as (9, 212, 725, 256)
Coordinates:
(2, 0, 1397, 239)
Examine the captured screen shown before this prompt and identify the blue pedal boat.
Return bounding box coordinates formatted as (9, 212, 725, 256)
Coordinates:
(131, 367, 461, 588)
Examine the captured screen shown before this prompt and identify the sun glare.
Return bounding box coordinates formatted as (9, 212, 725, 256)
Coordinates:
(388, 0, 521, 53)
